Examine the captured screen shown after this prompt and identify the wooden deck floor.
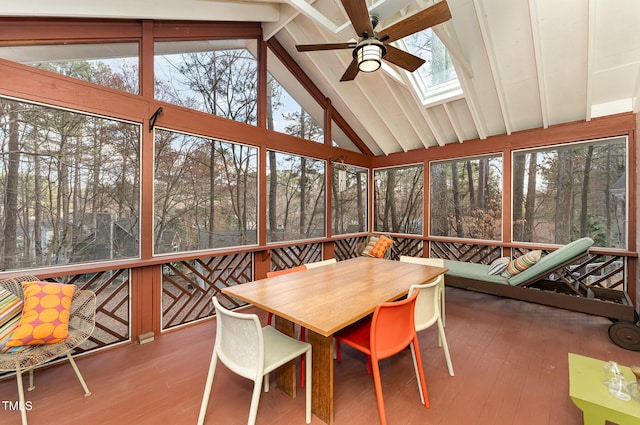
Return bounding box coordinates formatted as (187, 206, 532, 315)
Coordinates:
(1, 287, 637, 425)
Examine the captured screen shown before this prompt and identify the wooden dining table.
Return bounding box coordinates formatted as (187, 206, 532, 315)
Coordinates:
(222, 256, 448, 425)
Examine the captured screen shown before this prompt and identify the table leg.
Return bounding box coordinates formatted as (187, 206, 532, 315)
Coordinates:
(307, 329, 334, 425)
(274, 316, 297, 397)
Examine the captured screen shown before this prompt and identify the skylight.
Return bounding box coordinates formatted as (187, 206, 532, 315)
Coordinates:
(400, 28, 461, 104)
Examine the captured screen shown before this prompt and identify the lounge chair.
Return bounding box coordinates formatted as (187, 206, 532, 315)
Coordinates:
(442, 237, 635, 322)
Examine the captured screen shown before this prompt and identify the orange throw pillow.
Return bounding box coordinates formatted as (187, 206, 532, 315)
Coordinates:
(366, 235, 394, 258)
(6, 281, 76, 346)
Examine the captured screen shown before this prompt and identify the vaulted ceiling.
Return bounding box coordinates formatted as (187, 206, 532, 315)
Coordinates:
(4, 0, 640, 156)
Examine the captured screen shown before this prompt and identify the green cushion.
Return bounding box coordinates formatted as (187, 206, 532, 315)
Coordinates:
(443, 259, 508, 285)
(507, 237, 594, 286)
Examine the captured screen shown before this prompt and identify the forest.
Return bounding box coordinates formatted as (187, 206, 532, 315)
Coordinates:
(0, 41, 629, 272)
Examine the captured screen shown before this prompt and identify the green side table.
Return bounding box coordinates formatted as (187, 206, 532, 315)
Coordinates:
(568, 353, 640, 425)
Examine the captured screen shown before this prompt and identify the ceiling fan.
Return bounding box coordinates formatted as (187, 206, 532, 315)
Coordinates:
(295, 0, 452, 81)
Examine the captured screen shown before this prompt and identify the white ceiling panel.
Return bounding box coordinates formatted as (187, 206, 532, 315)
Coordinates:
(4, 0, 639, 154)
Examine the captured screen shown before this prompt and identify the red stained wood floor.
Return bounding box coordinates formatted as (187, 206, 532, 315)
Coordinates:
(0, 287, 637, 425)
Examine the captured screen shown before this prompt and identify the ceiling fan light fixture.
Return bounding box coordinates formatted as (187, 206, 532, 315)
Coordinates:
(356, 39, 386, 73)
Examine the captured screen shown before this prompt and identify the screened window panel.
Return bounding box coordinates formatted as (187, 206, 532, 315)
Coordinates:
(374, 164, 424, 235)
(154, 40, 258, 124)
(429, 155, 503, 240)
(266, 151, 325, 242)
(0, 42, 140, 94)
(512, 137, 627, 248)
(0, 97, 141, 270)
(154, 129, 258, 253)
(332, 164, 368, 235)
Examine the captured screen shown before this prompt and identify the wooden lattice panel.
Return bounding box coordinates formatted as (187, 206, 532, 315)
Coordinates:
(334, 236, 368, 260)
(270, 243, 322, 271)
(430, 241, 502, 264)
(58, 269, 131, 351)
(162, 252, 253, 330)
(390, 237, 423, 259)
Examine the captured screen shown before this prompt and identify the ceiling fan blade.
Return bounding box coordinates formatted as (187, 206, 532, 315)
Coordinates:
(381, 1, 452, 43)
(296, 43, 356, 52)
(341, 0, 374, 37)
(340, 59, 360, 82)
(384, 45, 426, 72)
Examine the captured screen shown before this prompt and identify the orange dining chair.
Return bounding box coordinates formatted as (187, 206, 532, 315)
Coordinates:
(265, 264, 308, 387)
(334, 291, 429, 425)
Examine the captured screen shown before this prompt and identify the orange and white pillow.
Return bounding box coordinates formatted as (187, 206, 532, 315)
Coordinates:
(5, 281, 76, 347)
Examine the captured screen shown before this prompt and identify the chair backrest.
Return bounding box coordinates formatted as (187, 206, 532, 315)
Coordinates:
(370, 290, 419, 360)
(407, 279, 440, 332)
(0, 275, 40, 299)
(212, 297, 264, 381)
(266, 265, 307, 278)
(304, 258, 337, 269)
(399, 255, 445, 278)
(399, 256, 443, 269)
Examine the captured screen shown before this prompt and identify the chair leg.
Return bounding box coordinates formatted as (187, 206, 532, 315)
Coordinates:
(15, 369, 29, 425)
(370, 359, 388, 425)
(409, 340, 430, 408)
(299, 327, 306, 388)
(197, 352, 219, 425)
(66, 352, 91, 396)
(247, 376, 264, 425)
(305, 347, 312, 424)
(437, 318, 455, 376)
(28, 369, 35, 391)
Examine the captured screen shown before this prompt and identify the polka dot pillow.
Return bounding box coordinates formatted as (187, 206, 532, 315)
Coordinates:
(6, 281, 76, 346)
(366, 235, 394, 258)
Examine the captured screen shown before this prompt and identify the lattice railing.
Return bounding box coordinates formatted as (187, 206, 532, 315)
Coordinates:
(270, 243, 323, 271)
(161, 252, 253, 330)
(334, 235, 423, 260)
(430, 240, 628, 293)
(334, 236, 368, 260)
(430, 240, 502, 264)
(390, 237, 423, 259)
(56, 269, 131, 351)
(510, 247, 627, 293)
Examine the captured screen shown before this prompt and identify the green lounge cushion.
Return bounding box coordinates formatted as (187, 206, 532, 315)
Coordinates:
(443, 259, 508, 285)
(507, 237, 594, 286)
(443, 237, 594, 287)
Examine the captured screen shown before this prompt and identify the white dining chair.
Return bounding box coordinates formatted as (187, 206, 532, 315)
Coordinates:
(399, 256, 446, 326)
(304, 258, 337, 269)
(408, 278, 454, 376)
(197, 297, 312, 425)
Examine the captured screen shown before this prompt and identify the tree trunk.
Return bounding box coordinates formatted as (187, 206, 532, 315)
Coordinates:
(299, 157, 307, 235)
(356, 171, 364, 232)
(268, 151, 278, 241)
(3, 102, 19, 270)
(209, 141, 216, 247)
(512, 155, 526, 240)
(579, 146, 594, 237)
(554, 149, 573, 243)
(430, 164, 448, 236)
(524, 152, 537, 241)
(451, 162, 463, 237)
(466, 160, 475, 209)
(384, 170, 399, 232)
